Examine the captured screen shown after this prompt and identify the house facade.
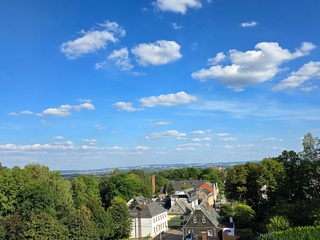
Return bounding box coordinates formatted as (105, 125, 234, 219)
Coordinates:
(183, 200, 223, 240)
(171, 187, 199, 209)
(167, 199, 193, 227)
(130, 202, 168, 238)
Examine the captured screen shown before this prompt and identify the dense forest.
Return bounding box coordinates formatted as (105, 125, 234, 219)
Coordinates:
(0, 133, 318, 239)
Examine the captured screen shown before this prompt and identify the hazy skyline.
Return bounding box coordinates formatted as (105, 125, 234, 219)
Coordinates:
(1, 0, 320, 170)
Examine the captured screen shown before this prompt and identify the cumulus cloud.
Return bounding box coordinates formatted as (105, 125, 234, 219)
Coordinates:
(60, 20, 125, 59)
(153, 0, 201, 14)
(108, 47, 134, 71)
(41, 102, 95, 117)
(131, 40, 182, 66)
(146, 130, 186, 139)
(208, 52, 226, 65)
(83, 139, 98, 145)
(139, 91, 197, 107)
(272, 61, 320, 91)
(53, 136, 64, 140)
(176, 147, 195, 151)
(191, 42, 317, 89)
(0, 143, 75, 151)
(191, 130, 211, 135)
(113, 102, 144, 112)
(20, 110, 33, 115)
(9, 112, 19, 116)
(241, 21, 257, 27)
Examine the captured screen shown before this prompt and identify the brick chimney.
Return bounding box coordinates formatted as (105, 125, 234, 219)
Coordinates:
(152, 174, 155, 193)
(207, 200, 210, 212)
(142, 201, 145, 209)
(148, 199, 151, 204)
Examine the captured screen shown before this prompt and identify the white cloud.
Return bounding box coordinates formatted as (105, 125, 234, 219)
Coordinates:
(237, 144, 254, 147)
(83, 139, 98, 145)
(178, 143, 201, 147)
(153, 0, 202, 14)
(176, 147, 195, 151)
(273, 61, 320, 91)
(192, 42, 316, 89)
(53, 136, 64, 140)
(300, 86, 318, 92)
(134, 146, 150, 150)
(139, 91, 197, 107)
(20, 110, 33, 115)
(108, 47, 134, 71)
(78, 99, 92, 103)
(9, 112, 19, 116)
(218, 137, 237, 142)
(94, 124, 106, 130)
(146, 130, 186, 139)
(171, 22, 183, 29)
(153, 121, 172, 126)
(73, 103, 95, 111)
(42, 105, 73, 117)
(191, 137, 212, 142)
(41, 102, 95, 117)
(60, 20, 125, 59)
(113, 102, 144, 112)
(95, 61, 107, 69)
(208, 52, 226, 65)
(216, 133, 231, 137)
(262, 138, 283, 142)
(131, 40, 182, 66)
(191, 130, 211, 135)
(241, 21, 257, 27)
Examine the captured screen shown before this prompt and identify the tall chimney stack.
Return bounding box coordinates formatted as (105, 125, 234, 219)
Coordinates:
(142, 201, 145, 209)
(152, 174, 155, 194)
(207, 200, 210, 212)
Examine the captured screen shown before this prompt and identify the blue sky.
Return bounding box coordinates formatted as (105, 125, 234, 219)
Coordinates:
(1, 0, 320, 170)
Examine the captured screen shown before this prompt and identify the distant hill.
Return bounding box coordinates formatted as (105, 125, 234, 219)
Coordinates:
(59, 161, 259, 177)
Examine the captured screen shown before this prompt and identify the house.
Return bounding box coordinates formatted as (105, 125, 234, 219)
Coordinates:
(198, 182, 219, 201)
(167, 199, 193, 227)
(198, 188, 214, 206)
(182, 200, 235, 240)
(166, 180, 219, 202)
(171, 187, 199, 209)
(130, 201, 168, 239)
(127, 195, 148, 209)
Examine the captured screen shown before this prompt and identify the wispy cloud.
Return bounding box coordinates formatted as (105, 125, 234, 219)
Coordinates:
(113, 102, 144, 112)
(140, 91, 197, 107)
(146, 130, 186, 139)
(241, 21, 257, 27)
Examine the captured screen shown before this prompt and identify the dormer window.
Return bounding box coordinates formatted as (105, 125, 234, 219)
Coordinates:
(202, 217, 206, 223)
(193, 218, 197, 223)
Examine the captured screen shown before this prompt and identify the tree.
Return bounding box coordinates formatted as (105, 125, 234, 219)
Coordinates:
(234, 204, 255, 229)
(107, 196, 132, 239)
(0, 212, 27, 240)
(166, 182, 175, 195)
(25, 212, 68, 239)
(62, 206, 100, 240)
(267, 215, 290, 232)
(220, 204, 233, 221)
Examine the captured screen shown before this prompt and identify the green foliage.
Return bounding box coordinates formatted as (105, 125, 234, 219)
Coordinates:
(0, 212, 27, 240)
(259, 226, 320, 240)
(267, 215, 290, 232)
(220, 204, 233, 221)
(234, 204, 255, 229)
(107, 196, 132, 239)
(62, 206, 100, 240)
(25, 212, 68, 239)
(166, 182, 175, 195)
(181, 184, 191, 190)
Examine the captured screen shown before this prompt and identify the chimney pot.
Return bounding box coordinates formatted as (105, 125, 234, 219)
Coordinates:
(207, 201, 210, 212)
(142, 202, 145, 209)
(148, 200, 151, 204)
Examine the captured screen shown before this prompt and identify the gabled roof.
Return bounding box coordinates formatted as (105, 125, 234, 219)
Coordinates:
(183, 199, 222, 228)
(168, 180, 209, 192)
(173, 187, 198, 202)
(130, 202, 167, 218)
(168, 199, 193, 215)
(199, 188, 213, 196)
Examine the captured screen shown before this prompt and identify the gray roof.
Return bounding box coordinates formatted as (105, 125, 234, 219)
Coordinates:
(199, 188, 213, 196)
(197, 199, 222, 227)
(167, 180, 209, 193)
(130, 202, 167, 218)
(168, 199, 193, 215)
(184, 187, 198, 202)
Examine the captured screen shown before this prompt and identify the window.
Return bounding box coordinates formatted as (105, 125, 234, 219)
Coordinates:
(193, 218, 197, 223)
(207, 230, 213, 236)
(180, 216, 184, 219)
(202, 218, 206, 223)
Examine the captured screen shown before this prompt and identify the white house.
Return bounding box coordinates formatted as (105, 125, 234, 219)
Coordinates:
(130, 202, 168, 238)
(171, 187, 198, 209)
